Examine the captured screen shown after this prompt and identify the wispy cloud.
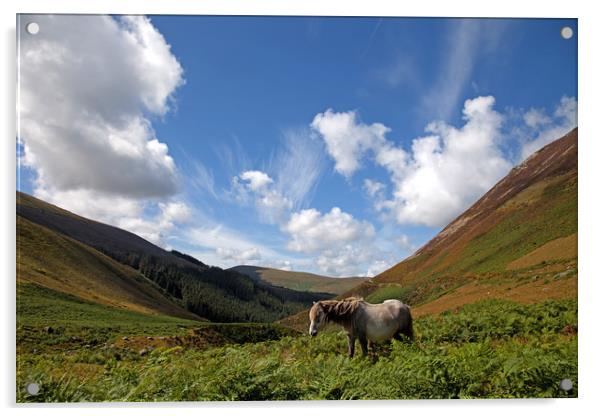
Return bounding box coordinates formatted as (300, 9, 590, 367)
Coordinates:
(270, 127, 327, 210)
(420, 19, 482, 121)
(378, 55, 419, 88)
(419, 19, 507, 122)
(189, 160, 217, 198)
(360, 18, 384, 59)
(213, 134, 252, 179)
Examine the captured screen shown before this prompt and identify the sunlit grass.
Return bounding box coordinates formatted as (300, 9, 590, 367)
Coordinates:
(17, 298, 577, 401)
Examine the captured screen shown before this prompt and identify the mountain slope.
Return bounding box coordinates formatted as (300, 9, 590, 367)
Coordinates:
(17, 192, 203, 269)
(361, 128, 577, 307)
(17, 216, 200, 320)
(281, 128, 578, 329)
(230, 265, 368, 295)
(17, 192, 332, 323)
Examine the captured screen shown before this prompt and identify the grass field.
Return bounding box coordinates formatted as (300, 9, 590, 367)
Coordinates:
(17, 290, 577, 402)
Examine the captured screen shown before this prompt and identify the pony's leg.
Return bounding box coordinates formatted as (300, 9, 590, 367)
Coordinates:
(347, 334, 355, 358)
(394, 330, 412, 343)
(359, 336, 368, 356)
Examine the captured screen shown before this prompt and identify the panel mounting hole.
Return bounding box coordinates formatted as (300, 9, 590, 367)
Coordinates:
(560, 26, 573, 40)
(26, 22, 40, 35)
(26, 382, 40, 396)
(559, 378, 573, 391)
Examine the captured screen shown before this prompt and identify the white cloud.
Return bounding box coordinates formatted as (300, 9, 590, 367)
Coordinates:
(374, 142, 408, 183)
(283, 207, 375, 253)
(232, 167, 391, 276)
(385, 96, 511, 227)
(314, 95, 576, 229)
(310, 109, 409, 183)
(257, 190, 293, 223)
(216, 247, 262, 264)
(159, 201, 191, 226)
(240, 171, 273, 191)
(230, 129, 327, 226)
(314, 245, 392, 277)
(18, 15, 189, 246)
(519, 96, 577, 160)
(363, 179, 386, 198)
(34, 188, 142, 226)
(396, 235, 414, 252)
(266, 259, 293, 271)
(313, 96, 512, 228)
(234, 171, 293, 224)
(35, 188, 191, 246)
(310, 109, 390, 177)
(113, 200, 191, 246)
(365, 260, 392, 278)
(186, 224, 286, 268)
(19, 15, 184, 200)
(523, 108, 551, 129)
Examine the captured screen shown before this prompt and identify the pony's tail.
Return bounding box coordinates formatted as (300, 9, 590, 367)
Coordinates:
(402, 309, 414, 342)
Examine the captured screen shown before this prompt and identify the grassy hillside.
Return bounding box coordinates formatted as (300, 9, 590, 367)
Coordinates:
(17, 192, 331, 323)
(17, 192, 184, 266)
(280, 129, 578, 330)
(230, 265, 368, 295)
(17, 216, 200, 320)
(17, 298, 577, 401)
(17, 282, 200, 333)
(363, 129, 578, 313)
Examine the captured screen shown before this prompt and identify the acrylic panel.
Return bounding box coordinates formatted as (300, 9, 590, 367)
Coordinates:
(16, 14, 578, 402)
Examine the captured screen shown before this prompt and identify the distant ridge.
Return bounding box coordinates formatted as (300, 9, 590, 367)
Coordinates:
(230, 265, 368, 295)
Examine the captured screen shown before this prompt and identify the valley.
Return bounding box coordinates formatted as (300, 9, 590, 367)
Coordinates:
(16, 129, 579, 401)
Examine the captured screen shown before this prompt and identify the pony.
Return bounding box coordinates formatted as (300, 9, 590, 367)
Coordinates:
(308, 297, 413, 357)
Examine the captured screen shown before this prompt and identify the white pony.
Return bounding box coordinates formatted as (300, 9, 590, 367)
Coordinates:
(309, 297, 413, 357)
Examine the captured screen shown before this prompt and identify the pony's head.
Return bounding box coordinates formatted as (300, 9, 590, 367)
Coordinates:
(308, 301, 326, 336)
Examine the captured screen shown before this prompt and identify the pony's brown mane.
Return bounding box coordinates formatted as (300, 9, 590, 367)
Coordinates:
(320, 297, 364, 325)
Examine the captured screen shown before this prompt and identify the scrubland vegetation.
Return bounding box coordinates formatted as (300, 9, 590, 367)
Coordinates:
(17, 297, 577, 401)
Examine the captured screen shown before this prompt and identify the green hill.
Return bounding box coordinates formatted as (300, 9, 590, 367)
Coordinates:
(230, 265, 368, 295)
(17, 192, 331, 323)
(17, 216, 200, 320)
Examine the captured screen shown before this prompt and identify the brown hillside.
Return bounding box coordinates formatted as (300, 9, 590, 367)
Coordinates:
(413, 128, 576, 259)
(373, 128, 577, 287)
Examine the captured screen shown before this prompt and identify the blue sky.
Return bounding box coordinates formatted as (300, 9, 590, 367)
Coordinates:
(17, 15, 577, 276)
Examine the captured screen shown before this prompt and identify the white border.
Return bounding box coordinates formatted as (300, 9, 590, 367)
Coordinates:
(2, 1, 601, 415)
